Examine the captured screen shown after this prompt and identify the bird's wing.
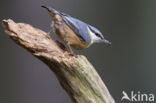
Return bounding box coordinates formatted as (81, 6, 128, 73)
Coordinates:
(61, 13, 91, 43)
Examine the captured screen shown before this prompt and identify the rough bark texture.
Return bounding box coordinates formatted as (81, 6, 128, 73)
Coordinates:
(2, 19, 115, 103)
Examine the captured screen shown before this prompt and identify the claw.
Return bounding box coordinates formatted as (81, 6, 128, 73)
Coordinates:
(68, 51, 74, 56)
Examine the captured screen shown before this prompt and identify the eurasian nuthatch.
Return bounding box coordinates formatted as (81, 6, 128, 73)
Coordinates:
(41, 5, 111, 55)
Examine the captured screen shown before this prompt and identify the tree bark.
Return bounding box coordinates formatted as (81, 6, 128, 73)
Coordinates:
(2, 19, 115, 103)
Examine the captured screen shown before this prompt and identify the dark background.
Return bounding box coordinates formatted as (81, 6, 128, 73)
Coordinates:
(0, 0, 156, 103)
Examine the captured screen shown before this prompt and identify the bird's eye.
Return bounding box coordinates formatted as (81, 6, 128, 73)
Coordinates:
(95, 33, 103, 39)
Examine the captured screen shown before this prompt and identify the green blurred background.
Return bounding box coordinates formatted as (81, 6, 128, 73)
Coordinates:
(0, 0, 156, 103)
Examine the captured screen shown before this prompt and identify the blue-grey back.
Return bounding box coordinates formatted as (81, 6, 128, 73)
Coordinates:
(61, 13, 92, 43)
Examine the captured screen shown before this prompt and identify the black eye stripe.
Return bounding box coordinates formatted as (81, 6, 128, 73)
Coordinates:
(88, 26, 103, 39)
(95, 33, 103, 39)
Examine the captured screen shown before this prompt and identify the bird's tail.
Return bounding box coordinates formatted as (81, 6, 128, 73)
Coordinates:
(41, 5, 59, 17)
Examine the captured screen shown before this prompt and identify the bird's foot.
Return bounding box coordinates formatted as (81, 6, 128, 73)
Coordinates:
(68, 51, 74, 56)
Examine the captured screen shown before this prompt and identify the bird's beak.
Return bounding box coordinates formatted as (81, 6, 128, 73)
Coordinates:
(103, 39, 111, 46)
